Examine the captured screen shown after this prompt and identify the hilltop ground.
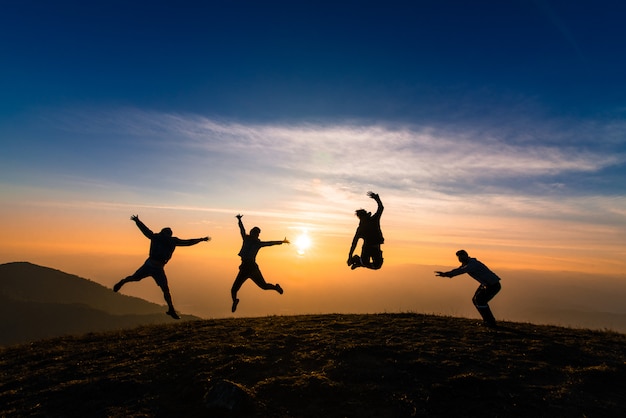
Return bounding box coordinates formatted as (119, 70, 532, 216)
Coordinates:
(1, 313, 625, 417)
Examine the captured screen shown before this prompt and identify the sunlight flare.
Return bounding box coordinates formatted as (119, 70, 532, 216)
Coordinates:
(294, 231, 312, 255)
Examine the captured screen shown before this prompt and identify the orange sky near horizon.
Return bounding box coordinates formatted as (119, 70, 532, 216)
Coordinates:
(0, 210, 613, 270)
(2, 193, 625, 331)
(2, 195, 624, 297)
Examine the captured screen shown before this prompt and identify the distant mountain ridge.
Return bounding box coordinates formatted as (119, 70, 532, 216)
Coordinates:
(0, 262, 200, 346)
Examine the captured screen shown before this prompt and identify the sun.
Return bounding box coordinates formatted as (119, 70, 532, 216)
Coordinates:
(294, 231, 312, 255)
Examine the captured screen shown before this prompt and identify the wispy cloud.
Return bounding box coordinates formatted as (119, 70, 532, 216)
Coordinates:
(14, 107, 624, 230)
(98, 109, 624, 196)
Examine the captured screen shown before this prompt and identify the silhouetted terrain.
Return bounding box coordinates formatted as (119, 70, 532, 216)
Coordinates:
(1, 314, 624, 417)
(0, 262, 199, 345)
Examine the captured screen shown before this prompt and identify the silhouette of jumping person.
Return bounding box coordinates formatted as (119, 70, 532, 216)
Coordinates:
(231, 214, 289, 313)
(436, 250, 502, 327)
(114, 215, 210, 319)
(347, 191, 384, 270)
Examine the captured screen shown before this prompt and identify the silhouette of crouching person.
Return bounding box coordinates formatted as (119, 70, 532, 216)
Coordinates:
(436, 249, 501, 327)
(114, 215, 210, 319)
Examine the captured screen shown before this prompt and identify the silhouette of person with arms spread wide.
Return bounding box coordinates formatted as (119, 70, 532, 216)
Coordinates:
(231, 214, 289, 313)
(436, 250, 502, 327)
(114, 215, 210, 319)
(347, 191, 385, 270)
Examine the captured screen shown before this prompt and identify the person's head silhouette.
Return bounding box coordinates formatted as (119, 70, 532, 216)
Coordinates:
(355, 209, 370, 220)
(456, 249, 469, 264)
(160, 227, 173, 237)
(250, 226, 261, 238)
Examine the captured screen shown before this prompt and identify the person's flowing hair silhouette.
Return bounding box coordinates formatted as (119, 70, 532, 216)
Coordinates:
(347, 191, 385, 270)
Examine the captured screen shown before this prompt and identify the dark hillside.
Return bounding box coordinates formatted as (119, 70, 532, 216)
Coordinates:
(0, 262, 199, 345)
(0, 294, 195, 346)
(1, 313, 624, 417)
(0, 262, 163, 314)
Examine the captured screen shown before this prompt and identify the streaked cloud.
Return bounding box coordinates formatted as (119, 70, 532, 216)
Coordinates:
(73, 108, 624, 195)
(4, 107, 624, 238)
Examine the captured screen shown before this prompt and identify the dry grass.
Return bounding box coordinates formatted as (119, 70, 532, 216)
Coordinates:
(1, 313, 625, 417)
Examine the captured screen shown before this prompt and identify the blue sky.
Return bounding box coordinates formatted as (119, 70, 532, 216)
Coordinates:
(3, 0, 625, 192)
(1, 1, 626, 322)
(4, 0, 626, 120)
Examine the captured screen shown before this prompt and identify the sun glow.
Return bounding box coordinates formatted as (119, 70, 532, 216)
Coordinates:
(294, 231, 312, 255)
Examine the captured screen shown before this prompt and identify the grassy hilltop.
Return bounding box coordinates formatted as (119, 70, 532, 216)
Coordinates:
(1, 313, 625, 417)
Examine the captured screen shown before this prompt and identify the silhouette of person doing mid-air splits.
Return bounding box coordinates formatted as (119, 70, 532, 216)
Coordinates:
(114, 215, 210, 319)
(347, 191, 384, 270)
(231, 214, 289, 313)
(436, 250, 502, 327)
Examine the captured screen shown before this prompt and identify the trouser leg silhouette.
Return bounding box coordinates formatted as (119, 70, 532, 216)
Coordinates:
(472, 282, 501, 325)
(476, 305, 497, 324)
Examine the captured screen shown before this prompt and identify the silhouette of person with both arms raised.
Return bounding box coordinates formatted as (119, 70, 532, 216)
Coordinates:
(348, 191, 385, 270)
(114, 215, 210, 319)
(231, 214, 289, 313)
(436, 250, 502, 327)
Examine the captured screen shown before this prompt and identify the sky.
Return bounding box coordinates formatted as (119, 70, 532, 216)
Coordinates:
(1, 1, 626, 329)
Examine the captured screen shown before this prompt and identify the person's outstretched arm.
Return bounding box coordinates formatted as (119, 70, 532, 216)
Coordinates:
(173, 236, 211, 246)
(131, 214, 154, 239)
(236, 214, 246, 239)
(435, 265, 466, 278)
(260, 237, 290, 247)
(368, 191, 384, 217)
(347, 233, 359, 265)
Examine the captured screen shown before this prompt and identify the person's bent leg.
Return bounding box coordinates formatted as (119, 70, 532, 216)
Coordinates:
(251, 269, 283, 294)
(231, 267, 248, 312)
(114, 264, 150, 292)
(370, 249, 384, 270)
(162, 288, 180, 319)
(361, 247, 384, 270)
(153, 270, 180, 319)
(349, 255, 362, 270)
(473, 283, 500, 326)
(476, 305, 497, 326)
(113, 277, 128, 292)
(360, 247, 372, 268)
